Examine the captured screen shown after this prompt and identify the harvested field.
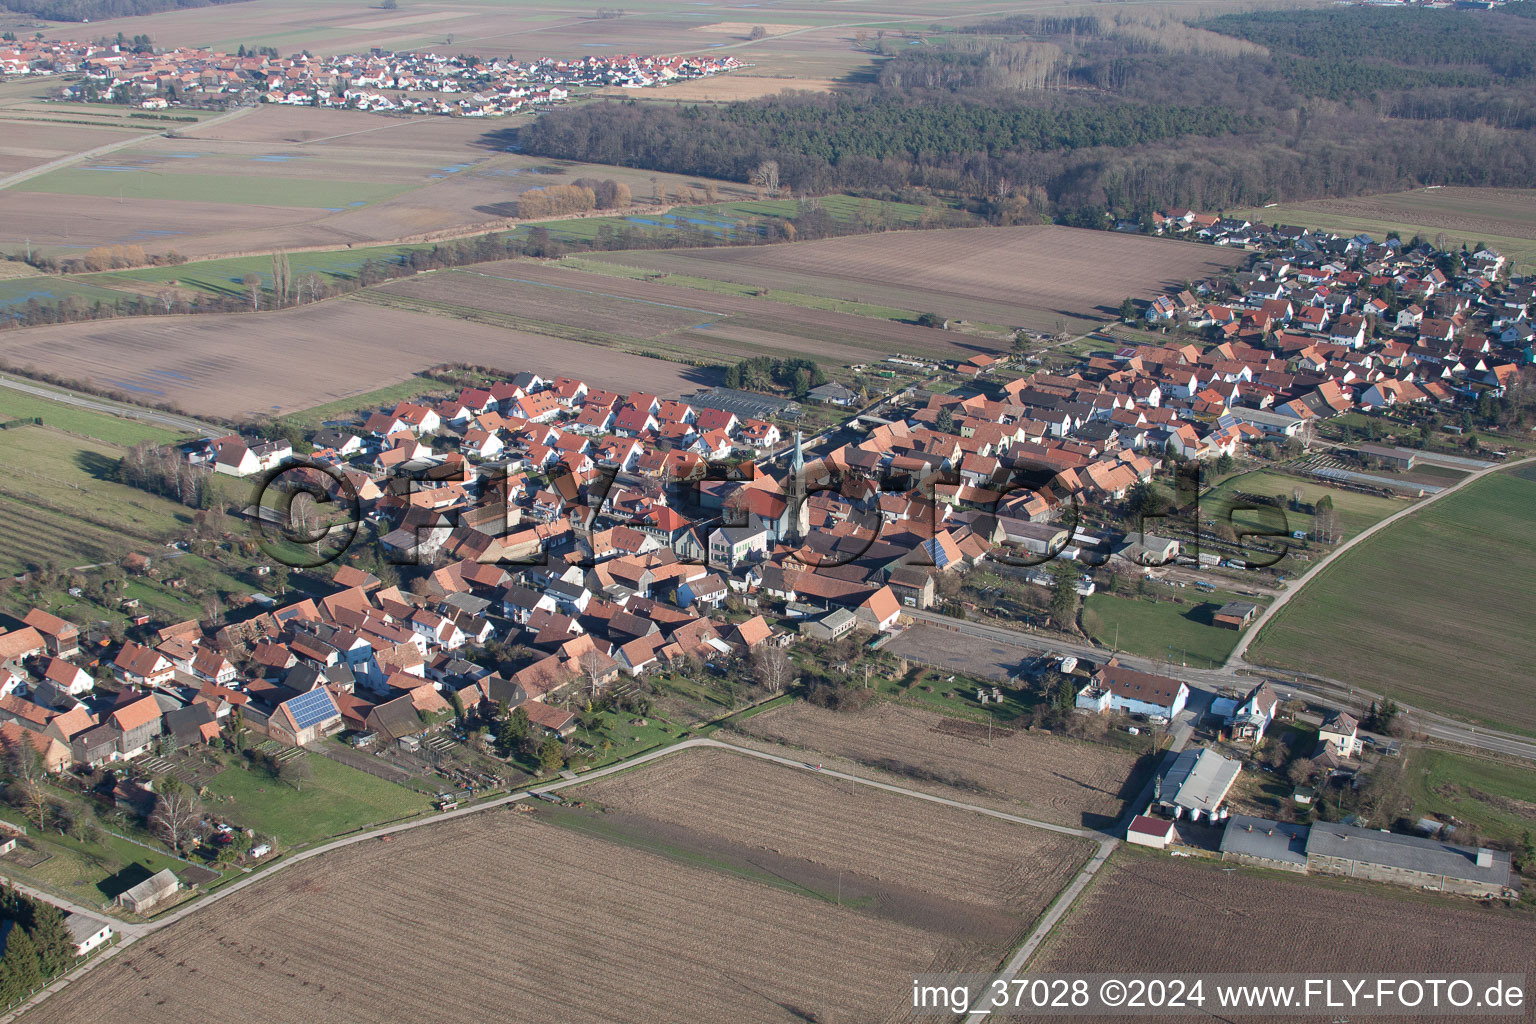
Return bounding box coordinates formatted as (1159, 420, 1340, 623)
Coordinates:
(376, 259, 1007, 366)
(20, 810, 966, 1024)
(727, 702, 1142, 828)
(54, 0, 896, 79)
(587, 226, 1244, 333)
(1033, 853, 1536, 1023)
(581, 747, 1091, 930)
(0, 105, 754, 258)
(0, 120, 148, 178)
(0, 296, 717, 419)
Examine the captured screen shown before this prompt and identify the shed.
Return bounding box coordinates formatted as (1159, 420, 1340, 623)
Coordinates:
(1212, 601, 1259, 629)
(117, 868, 179, 914)
(1126, 815, 1176, 850)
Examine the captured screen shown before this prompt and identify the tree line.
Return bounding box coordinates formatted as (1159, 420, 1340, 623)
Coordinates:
(515, 7, 1536, 224)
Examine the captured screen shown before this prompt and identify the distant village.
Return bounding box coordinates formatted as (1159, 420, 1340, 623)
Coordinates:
(0, 38, 742, 116)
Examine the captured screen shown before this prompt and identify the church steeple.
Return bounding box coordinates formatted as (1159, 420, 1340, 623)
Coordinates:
(787, 430, 809, 546)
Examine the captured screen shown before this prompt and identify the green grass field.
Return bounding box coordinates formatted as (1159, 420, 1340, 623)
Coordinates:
(204, 752, 432, 849)
(1081, 585, 1266, 669)
(0, 425, 193, 574)
(0, 275, 137, 311)
(1248, 468, 1536, 732)
(1400, 748, 1536, 847)
(1204, 470, 1405, 543)
(0, 388, 183, 446)
(16, 168, 413, 209)
(86, 241, 425, 298)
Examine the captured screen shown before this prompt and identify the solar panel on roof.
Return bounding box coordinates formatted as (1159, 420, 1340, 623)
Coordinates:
(285, 687, 338, 730)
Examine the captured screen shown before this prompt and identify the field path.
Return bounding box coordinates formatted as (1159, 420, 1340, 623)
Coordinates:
(1226, 453, 1536, 669)
(1, 736, 1096, 1021)
(0, 107, 253, 193)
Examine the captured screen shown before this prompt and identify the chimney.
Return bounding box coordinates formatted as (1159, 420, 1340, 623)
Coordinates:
(1476, 848, 1494, 869)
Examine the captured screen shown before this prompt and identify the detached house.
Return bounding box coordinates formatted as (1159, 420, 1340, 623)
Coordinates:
(113, 643, 175, 688)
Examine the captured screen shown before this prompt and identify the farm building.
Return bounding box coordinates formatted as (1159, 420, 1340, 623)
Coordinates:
(1075, 663, 1189, 720)
(1304, 821, 1512, 897)
(1126, 815, 1176, 850)
(1222, 407, 1307, 439)
(1212, 601, 1259, 630)
(800, 608, 858, 642)
(117, 868, 179, 914)
(1354, 443, 1416, 470)
(1156, 747, 1240, 822)
(266, 688, 343, 746)
(1219, 815, 1309, 872)
(998, 519, 1070, 557)
(65, 913, 113, 956)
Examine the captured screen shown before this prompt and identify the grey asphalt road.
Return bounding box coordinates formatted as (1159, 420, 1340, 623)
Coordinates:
(0, 374, 217, 437)
(903, 609, 1536, 762)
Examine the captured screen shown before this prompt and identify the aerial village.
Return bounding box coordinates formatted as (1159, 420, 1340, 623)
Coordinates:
(0, 214, 1528, 935)
(0, 37, 742, 115)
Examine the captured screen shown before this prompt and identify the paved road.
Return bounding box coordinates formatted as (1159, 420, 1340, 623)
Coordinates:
(903, 608, 1536, 762)
(1, 736, 1099, 1020)
(0, 107, 253, 193)
(0, 374, 217, 437)
(1226, 454, 1536, 667)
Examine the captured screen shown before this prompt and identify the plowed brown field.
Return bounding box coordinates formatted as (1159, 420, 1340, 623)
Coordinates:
(728, 702, 1142, 828)
(0, 296, 715, 419)
(1032, 853, 1536, 1023)
(21, 812, 958, 1024)
(589, 226, 1244, 333)
(583, 747, 1091, 921)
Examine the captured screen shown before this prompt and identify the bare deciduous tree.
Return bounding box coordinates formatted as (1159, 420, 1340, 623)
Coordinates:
(751, 644, 795, 694)
(151, 790, 205, 854)
(750, 159, 781, 197)
(242, 274, 262, 312)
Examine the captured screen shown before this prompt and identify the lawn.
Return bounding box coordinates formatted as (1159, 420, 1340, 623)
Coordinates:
(1247, 468, 1536, 732)
(1400, 748, 1536, 847)
(1081, 586, 1265, 669)
(1202, 469, 1406, 544)
(0, 803, 217, 913)
(204, 752, 432, 849)
(0, 386, 184, 446)
(16, 168, 413, 209)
